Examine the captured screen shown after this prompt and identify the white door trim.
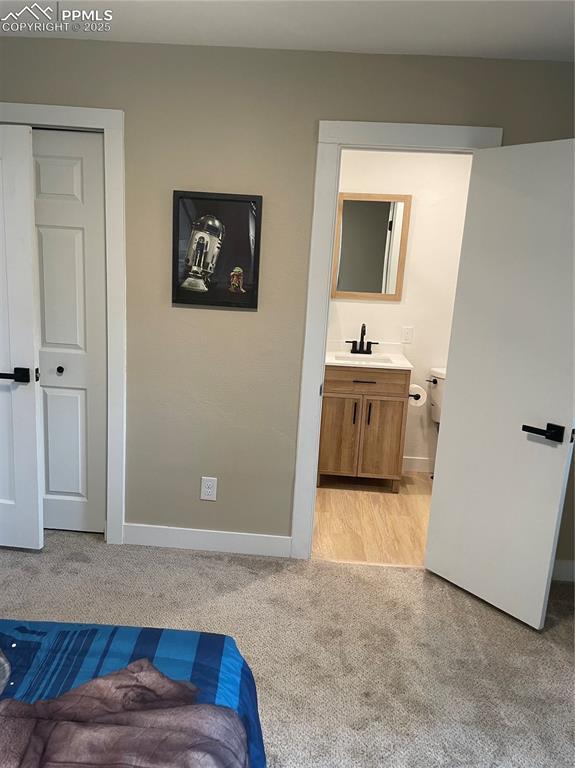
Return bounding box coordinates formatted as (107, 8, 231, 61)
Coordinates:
(290, 121, 503, 559)
(0, 102, 126, 545)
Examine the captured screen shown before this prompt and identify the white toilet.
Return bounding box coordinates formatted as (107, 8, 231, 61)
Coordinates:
(428, 367, 447, 424)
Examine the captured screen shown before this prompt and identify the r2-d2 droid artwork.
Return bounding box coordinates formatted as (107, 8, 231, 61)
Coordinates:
(180, 215, 225, 292)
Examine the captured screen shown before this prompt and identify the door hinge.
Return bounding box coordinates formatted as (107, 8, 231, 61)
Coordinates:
(571, 428, 574, 444)
(319, 383, 323, 397)
(35, 368, 40, 382)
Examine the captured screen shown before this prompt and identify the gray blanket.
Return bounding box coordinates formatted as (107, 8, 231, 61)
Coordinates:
(0, 658, 248, 768)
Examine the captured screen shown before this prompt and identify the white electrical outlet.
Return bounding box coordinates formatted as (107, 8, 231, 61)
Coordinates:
(200, 476, 218, 501)
(401, 326, 414, 344)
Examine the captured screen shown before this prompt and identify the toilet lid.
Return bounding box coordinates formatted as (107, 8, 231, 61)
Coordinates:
(430, 367, 446, 379)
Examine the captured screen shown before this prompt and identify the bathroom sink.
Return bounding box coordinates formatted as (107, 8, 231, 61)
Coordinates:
(328, 350, 413, 370)
(334, 353, 394, 364)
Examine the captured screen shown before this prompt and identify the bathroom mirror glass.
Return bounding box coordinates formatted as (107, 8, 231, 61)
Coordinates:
(332, 193, 412, 301)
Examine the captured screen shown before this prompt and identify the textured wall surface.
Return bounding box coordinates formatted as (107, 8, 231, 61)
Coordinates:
(1, 39, 573, 538)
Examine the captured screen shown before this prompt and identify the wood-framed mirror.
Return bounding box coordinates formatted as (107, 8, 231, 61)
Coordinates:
(331, 193, 412, 301)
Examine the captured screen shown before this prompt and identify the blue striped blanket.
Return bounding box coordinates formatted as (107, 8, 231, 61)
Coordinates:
(0, 619, 266, 767)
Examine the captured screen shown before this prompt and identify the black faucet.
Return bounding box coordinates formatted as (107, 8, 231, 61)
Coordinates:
(360, 323, 367, 348)
(346, 323, 379, 355)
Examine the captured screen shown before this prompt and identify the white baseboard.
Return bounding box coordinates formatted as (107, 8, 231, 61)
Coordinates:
(123, 523, 571, 579)
(123, 523, 292, 558)
(403, 456, 434, 473)
(553, 559, 575, 582)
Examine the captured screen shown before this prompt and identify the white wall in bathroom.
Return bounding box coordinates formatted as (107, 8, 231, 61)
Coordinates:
(328, 149, 473, 470)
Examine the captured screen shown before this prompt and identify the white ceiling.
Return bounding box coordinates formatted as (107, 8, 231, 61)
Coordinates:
(1, 0, 573, 61)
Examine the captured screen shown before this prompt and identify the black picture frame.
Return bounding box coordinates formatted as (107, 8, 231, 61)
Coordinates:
(172, 190, 262, 310)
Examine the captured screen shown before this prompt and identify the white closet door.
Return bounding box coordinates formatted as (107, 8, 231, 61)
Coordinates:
(426, 139, 574, 629)
(0, 125, 43, 550)
(34, 129, 107, 533)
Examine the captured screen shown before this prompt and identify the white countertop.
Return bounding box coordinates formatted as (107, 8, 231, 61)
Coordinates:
(325, 341, 413, 371)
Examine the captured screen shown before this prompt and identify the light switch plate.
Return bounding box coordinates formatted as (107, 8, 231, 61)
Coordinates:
(401, 326, 414, 344)
(200, 476, 218, 501)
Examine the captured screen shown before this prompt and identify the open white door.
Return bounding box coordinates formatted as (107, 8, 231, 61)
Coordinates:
(426, 139, 574, 630)
(0, 125, 43, 549)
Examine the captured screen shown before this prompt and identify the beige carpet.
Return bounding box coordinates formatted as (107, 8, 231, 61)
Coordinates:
(1, 531, 573, 767)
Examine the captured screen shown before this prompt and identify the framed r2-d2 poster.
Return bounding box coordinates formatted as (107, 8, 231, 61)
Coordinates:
(172, 190, 262, 309)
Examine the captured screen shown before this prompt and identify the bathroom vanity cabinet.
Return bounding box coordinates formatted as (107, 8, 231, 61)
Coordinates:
(318, 365, 410, 491)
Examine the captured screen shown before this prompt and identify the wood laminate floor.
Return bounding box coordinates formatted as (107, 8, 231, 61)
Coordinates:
(312, 472, 432, 566)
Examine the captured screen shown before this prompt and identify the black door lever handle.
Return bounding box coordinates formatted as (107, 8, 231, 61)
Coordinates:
(522, 422, 565, 444)
(0, 367, 31, 383)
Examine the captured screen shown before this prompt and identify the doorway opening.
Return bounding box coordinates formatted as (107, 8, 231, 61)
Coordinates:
(293, 121, 573, 630)
(312, 148, 473, 567)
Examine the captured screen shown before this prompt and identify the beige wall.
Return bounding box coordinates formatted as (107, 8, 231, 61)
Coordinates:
(557, 458, 574, 562)
(1, 39, 573, 541)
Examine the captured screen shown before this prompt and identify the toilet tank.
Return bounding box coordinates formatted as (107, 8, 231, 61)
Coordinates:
(429, 367, 447, 424)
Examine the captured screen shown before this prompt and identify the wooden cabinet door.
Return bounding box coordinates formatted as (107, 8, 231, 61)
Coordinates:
(318, 394, 362, 475)
(358, 397, 407, 478)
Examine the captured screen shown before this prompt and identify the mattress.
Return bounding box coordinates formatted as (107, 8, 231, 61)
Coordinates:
(0, 619, 266, 767)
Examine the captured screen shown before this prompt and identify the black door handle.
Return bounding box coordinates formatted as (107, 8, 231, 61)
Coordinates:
(367, 402, 372, 425)
(522, 422, 565, 444)
(0, 367, 31, 383)
(352, 401, 357, 424)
